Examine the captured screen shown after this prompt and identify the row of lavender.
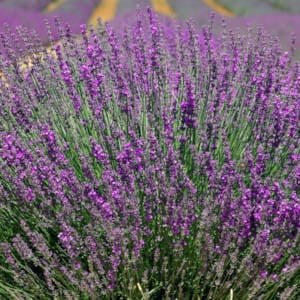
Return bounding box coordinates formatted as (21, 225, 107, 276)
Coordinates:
(0, 0, 99, 44)
(0, 0, 51, 11)
(2, 0, 300, 61)
(0, 9, 299, 299)
(217, 0, 300, 15)
(213, 0, 300, 55)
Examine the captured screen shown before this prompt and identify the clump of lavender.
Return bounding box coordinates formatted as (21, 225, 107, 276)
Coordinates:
(0, 9, 299, 299)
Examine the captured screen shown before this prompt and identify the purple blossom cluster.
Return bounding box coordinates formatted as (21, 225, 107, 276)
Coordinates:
(0, 9, 299, 299)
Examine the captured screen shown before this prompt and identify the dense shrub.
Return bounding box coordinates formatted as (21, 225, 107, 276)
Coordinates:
(0, 9, 299, 299)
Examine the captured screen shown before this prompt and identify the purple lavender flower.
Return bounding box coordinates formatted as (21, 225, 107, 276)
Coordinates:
(181, 79, 196, 129)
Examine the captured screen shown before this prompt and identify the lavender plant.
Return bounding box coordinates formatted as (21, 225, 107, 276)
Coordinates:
(0, 9, 299, 299)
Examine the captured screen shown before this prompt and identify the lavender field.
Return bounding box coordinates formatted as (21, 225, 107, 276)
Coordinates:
(0, 1, 299, 299)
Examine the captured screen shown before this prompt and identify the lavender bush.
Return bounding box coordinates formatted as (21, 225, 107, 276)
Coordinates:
(0, 9, 299, 299)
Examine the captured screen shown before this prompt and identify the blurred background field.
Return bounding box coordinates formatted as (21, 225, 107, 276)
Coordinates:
(0, 0, 299, 57)
(216, 0, 300, 15)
